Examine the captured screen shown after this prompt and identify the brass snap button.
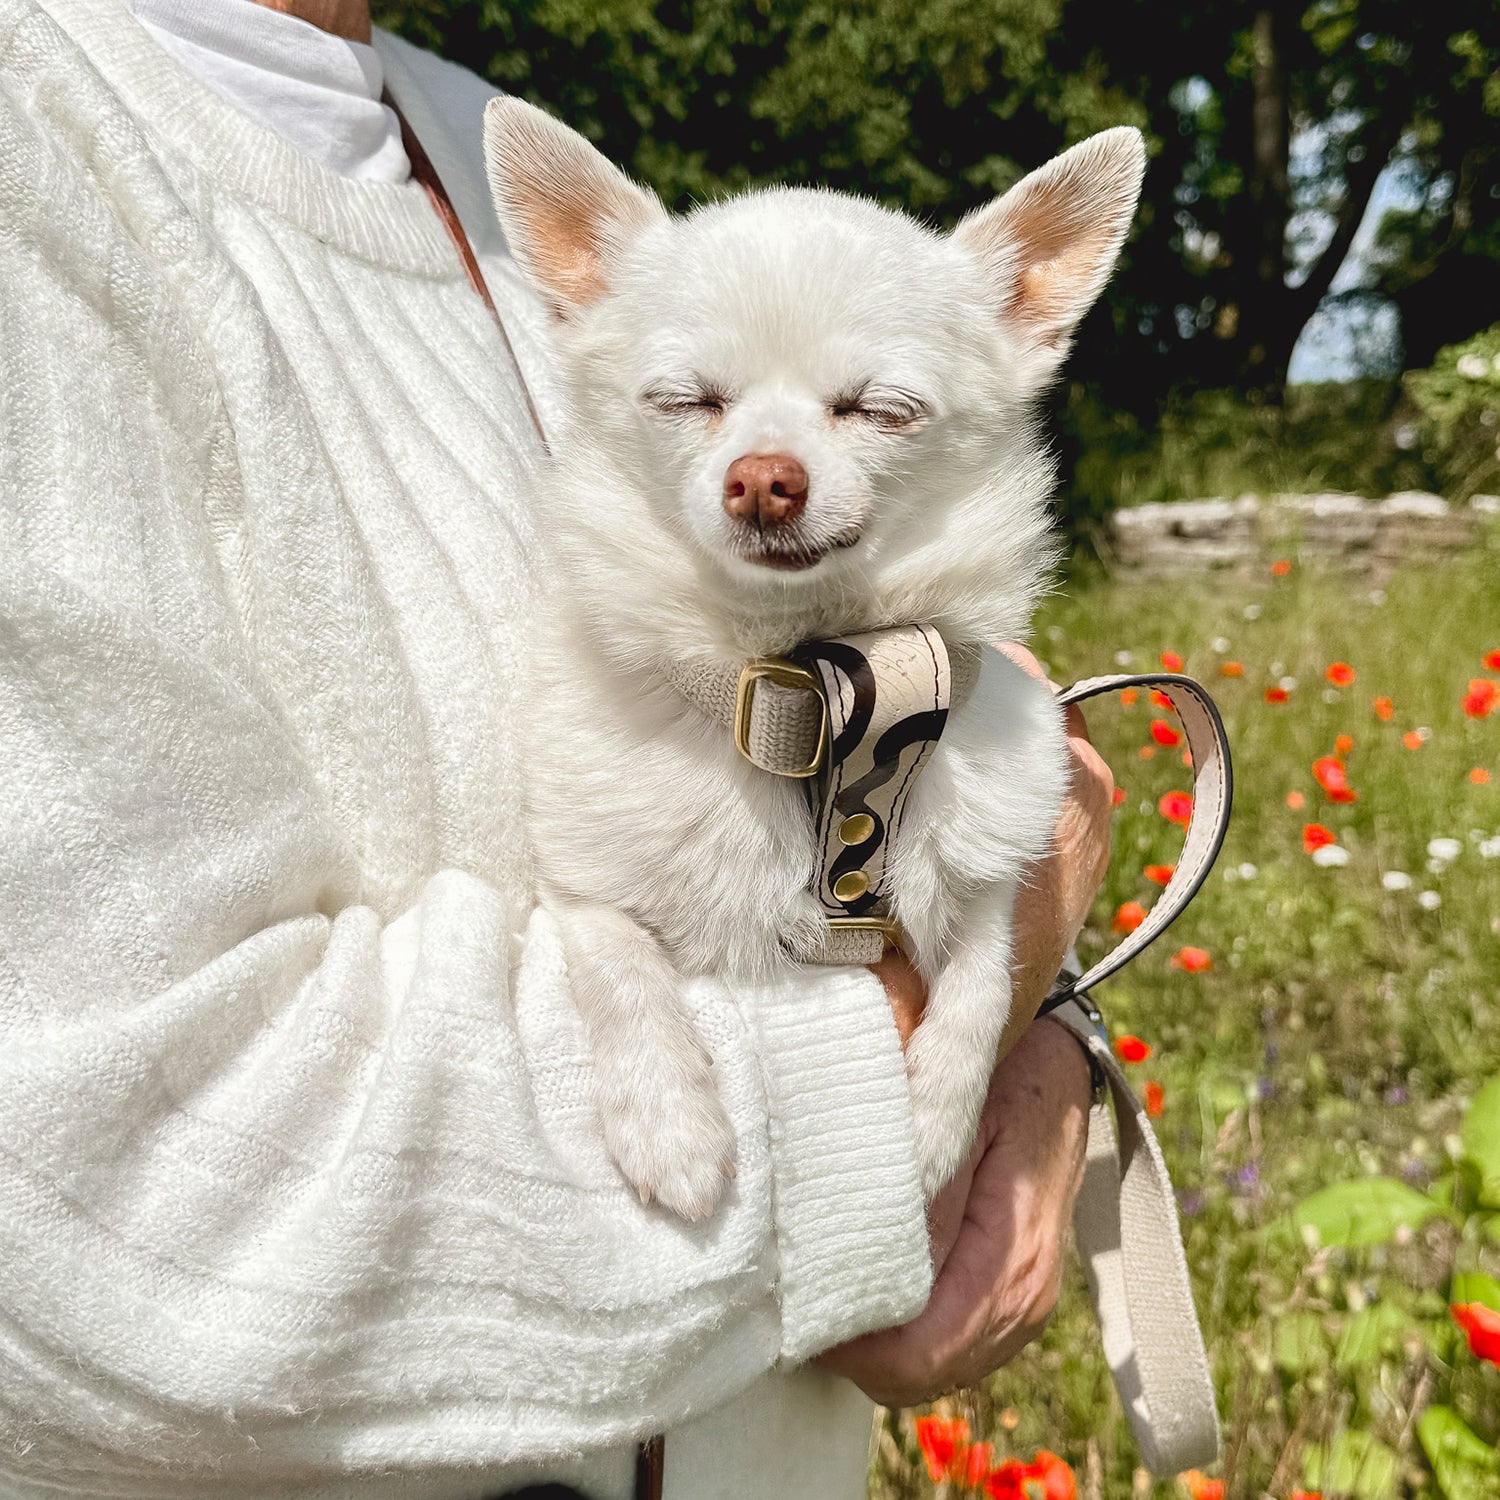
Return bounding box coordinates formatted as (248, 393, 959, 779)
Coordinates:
(833, 870, 870, 901)
(838, 813, 875, 845)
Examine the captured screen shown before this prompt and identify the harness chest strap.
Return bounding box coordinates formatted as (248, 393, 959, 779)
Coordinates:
(664, 630, 980, 963)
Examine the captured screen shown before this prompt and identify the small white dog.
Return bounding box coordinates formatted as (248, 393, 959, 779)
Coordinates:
(484, 99, 1144, 1220)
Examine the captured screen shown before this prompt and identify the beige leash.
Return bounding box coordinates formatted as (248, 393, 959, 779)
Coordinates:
(1037, 670, 1231, 1472)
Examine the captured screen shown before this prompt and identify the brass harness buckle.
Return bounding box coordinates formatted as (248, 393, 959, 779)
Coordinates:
(733, 658, 827, 779)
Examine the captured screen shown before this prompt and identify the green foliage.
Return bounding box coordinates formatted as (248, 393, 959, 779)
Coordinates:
(375, 0, 1500, 406)
(1280, 1071, 1500, 1499)
(1303, 1429, 1400, 1500)
(1056, 380, 1433, 530)
(1294, 1178, 1443, 1250)
(1417, 1406, 1500, 1500)
(373, 0, 1136, 216)
(1405, 327, 1500, 501)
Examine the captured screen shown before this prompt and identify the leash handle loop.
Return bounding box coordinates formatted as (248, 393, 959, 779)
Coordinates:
(1052, 673, 1233, 1000)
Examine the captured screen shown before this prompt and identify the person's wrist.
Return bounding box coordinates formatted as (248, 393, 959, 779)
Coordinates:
(1034, 1008, 1097, 1111)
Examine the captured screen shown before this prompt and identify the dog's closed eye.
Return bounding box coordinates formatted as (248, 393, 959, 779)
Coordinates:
(828, 386, 930, 433)
(642, 384, 730, 422)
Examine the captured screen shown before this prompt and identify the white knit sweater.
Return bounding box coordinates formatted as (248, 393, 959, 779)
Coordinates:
(0, 2, 933, 1495)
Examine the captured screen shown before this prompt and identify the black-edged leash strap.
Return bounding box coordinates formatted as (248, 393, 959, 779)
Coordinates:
(1038, 670, 1232, 1473)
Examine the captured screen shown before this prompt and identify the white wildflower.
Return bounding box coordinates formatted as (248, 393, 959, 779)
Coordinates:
(1244, 604, 1262, 621)
(1313, 845, 1350, 867)
(1280, 676, 1298, 692)
(1382, 871, 1412, 891)
(1211, 636, 1230, 653)
(1238, 862, 1258, 880)
(1480, 836, 1500, 859)
(1457, 353, 1488, 379)
(1418, 890, 1442, 910)
(1427, 837, 1462, 863)
(1114, 650, 1134, 667)
(1368, 588, 1387, 606)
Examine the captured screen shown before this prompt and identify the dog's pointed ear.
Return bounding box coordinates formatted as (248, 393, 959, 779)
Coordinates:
(483, 97, 666, 318)
(952, 127, 1145, 359)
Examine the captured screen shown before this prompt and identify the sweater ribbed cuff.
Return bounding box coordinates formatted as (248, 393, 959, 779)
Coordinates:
(742, 966, 932, 1364)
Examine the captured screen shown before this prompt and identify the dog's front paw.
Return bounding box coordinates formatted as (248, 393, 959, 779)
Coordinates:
(598, 1063, 737, 1222)
(904, 1025, 991, 1199)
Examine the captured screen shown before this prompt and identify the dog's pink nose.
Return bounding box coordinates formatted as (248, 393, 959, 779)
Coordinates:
(722, 453, 809, 530)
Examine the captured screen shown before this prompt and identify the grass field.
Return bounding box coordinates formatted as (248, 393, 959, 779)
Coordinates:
(871, 523, 1500, 1499)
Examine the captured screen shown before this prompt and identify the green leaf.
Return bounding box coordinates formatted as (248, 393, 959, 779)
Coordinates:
(1275, 1310, 1330, 1373)
(1294, 1178, 1442, 1249)
(1418, 1405, 1500, 1500)
(1335, 1303, 1413, 1372)
(1304, 1430, 1399, 1500)
(1449, 1271, 1500, 1312)
(1461, 1076, 1500, 1209)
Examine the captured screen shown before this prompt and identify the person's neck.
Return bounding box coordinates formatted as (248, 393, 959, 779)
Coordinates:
(248, 0, 372, 44)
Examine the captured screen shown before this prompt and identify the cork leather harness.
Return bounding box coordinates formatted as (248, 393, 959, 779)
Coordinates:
(396, 98, 1230, 1497)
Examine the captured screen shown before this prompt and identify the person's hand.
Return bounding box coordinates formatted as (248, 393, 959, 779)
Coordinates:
(841, 640, 1116, 1405)
(816, 1016, 1090, 1405)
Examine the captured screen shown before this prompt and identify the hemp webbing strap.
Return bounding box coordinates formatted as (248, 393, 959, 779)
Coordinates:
(1037, 670, 1232, 1474)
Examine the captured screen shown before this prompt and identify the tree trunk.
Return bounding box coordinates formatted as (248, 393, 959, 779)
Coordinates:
(1242, 4, 1295, 395)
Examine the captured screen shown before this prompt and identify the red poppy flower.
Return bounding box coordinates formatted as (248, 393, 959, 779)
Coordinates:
(1473, 767, 1492, 786)
(1286, 790, 1305, 810)
(1139, 745, 1157, 760)
(1120, 687, 1139, 706)
(1403, 730, 1424, 750)
(1027, 1451, 1077, 1500)
(1372, 695, 1394, 721)
(1270, 559, 1292, 577)
(1114, 1034, 1151, 1063)
(1182, 749, 1194, 769)
(1112, 900, 1147, 934)
(1180, 1472, 1225, 1500)
(1312, 755, 1357, 804)
(1452, 1302, 1500, 1367)
(1151, 719, 1183, 748)
(1159, 790, 1193, 826)
(1170, 946, 1213, 974)
(1334, 734, 1354, 754)
(987, 1451, 1076, 1500)
(1302, 823, 1336, 853)
(955, 1442, 995, 1488)
(1151, 689, 1174, 709)
(985, 1462, 1027, 1500)
(1160, 651, 1183, 672)
(1325, 662, 1355, 687)
(914, 1416, 969, 1482)
(1219, 660, 1244, 677)
(1463, 679, 1500, 719)
(1291, 1492, 1323, 1500)
(1145, 1081, 1165, 1117)
(1484, 650, 1500, 672)
(1264, 687, 1289, 704)
(1145, 863, 1175, 885)
(1112, 786, 1127, 806)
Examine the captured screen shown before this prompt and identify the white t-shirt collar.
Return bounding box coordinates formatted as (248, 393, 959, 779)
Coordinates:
(126, 0, 410, 183)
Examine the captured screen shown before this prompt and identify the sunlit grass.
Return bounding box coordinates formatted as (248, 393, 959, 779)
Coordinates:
(873, 524, 1500, 1498)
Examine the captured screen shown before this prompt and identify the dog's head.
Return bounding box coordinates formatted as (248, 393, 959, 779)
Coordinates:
(484, 99, 1144, 648)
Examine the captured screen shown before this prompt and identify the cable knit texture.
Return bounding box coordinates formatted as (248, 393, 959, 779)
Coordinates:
(0, 2, 932, 1494)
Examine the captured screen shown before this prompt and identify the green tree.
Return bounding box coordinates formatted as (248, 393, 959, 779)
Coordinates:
(375, 0, 1499, 409)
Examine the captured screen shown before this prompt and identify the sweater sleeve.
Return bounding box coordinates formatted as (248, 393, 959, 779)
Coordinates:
(0, 11, 931, 1494)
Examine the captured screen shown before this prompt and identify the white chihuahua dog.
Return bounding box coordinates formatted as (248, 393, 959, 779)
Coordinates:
(484, 99, 1144, 1220)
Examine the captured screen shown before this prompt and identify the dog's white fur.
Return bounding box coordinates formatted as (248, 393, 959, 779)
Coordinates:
(485, 99, 1145, 1219)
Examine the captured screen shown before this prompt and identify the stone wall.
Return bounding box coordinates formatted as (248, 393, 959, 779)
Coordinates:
(1108, 493, 1498, 575)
